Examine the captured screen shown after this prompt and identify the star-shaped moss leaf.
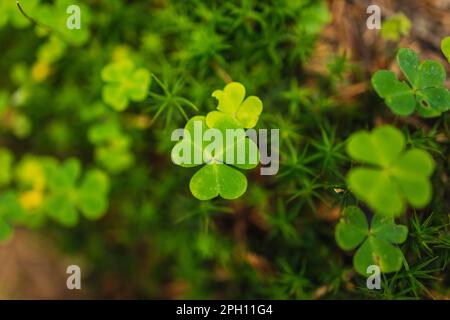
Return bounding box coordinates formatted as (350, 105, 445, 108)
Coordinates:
(335, 206, 408, 274)
(346, 125, 435, 217)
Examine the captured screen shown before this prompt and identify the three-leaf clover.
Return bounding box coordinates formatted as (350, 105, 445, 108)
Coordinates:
(101, 59, 151, 111)
(372, 48, 450, 117)
(36, 0, 91, 45)
(172, 116, 259, 200)
(335, 206, 408, 275)
(43, 158, 110, 226)
(346, 125, 435, 217)
(206, 82, 263, 129)
(442, 37, 450, 63)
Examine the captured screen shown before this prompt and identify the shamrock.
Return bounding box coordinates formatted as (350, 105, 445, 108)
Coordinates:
(335, 206, 408, 275)
(206, 82, 263, 129)
(442, 37, 450, 63)
(372, 48, 450, 117)
(346, 125, 435, 217)
(0, 148, 14, 187)
(0, 192, 25, 241)
(101, 59, 151, 111)
(171, 116, 259, 200)
(0, 0, 39, 29)
(43, 158, 110, 226)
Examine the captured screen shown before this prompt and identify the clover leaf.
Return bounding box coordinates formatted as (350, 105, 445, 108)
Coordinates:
(43, 158, 110, 226)
(346, 125, 435, 217)
(101, 59, 151, 111)
(442, 37, 450, 63)
(172, 116, 259, 200)
(335, 206, 408, 275)
(88, 120, 134, 173)
(206, 82, 263, 129)
(372, 48, 450, 117)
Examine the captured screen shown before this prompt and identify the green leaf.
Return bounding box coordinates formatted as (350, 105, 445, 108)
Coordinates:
(371, 70, 415, 115)
(207, 82, 263, 129)
(442, 36, 450, 62)
(0, 148, 14, 187)
(335, 206, 368, 250)
(346, 125, 435, 216)
(101, 59, 151, 111)
(189, 163, 247, 200)
(397, 48, 419, 84)
(370, 215, 408, 244)
(347, 125, 405, 167)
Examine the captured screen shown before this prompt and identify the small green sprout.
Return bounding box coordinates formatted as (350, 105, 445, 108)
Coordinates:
(372, 48, 450, 117)
(381, 13, 411, 41)
(206, 82, 263, 129)
(101, 59, 151, 111)
(346, 125, 435, 217)
(335, 206, 408, 275)
(172, 116, 259, 200)
(43, 158, 110, 226)
(441, 37, 450, 63)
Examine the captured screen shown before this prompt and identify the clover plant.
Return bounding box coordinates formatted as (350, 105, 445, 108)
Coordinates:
(335, 206, 408, 274)
(101, 59, 151, 111)
(0, 0, 39, 29)
(0, 148, 14, 187)
(346, 125, 435, 217)
(442, 37, 450, 63)
(372, 48, 450, 117)
(172, 82, 261, 200)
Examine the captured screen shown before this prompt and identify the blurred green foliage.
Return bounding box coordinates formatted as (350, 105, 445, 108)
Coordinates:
(0, 0, 448, 299)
